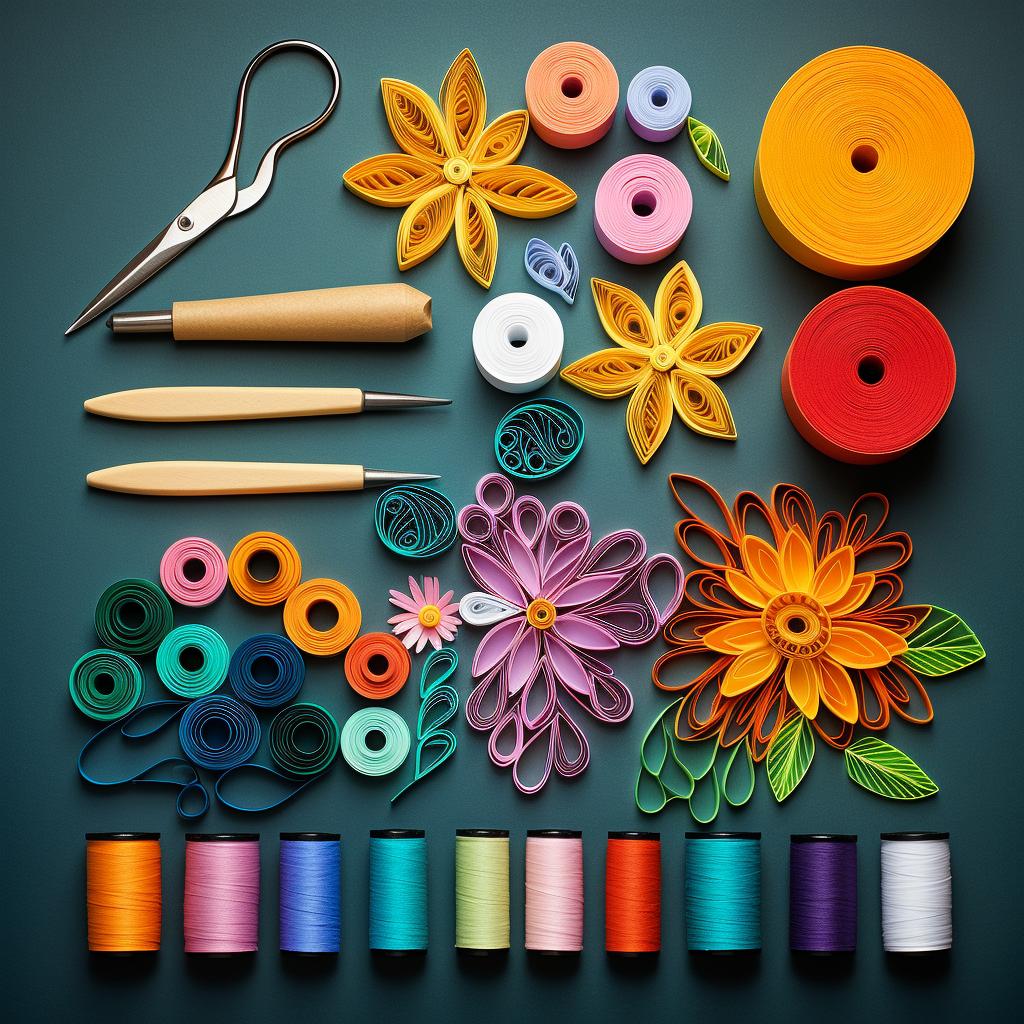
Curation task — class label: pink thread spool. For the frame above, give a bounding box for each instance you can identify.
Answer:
[160,537,228,607]
[525,830,584,955]
[184,833,260,955]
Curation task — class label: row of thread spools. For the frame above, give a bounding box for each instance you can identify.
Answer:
[86,829,953,958]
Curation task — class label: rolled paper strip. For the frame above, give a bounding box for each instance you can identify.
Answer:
[525,41,619,148]
[524,238,579,304]
[494,398,584,479]
[781,287,956,463]
[155,624,230,698]
[269,702,340,776]
[754,46,974,279]
[86,833,162,953]
[626,67,691,142]
[374,484,458,559]
[179,694,261,771]
[95,578,174,655]
[340,707,411,776]
[159,537,228,607]
[228,633,306,707]
[686,117,729,181]
[283,578,362,656]
[227,531,302,606]
[459,592,521,627]
[473,293,563,393]
[70,649,144,721]
[345,632,412,699]
[594,155,692,264]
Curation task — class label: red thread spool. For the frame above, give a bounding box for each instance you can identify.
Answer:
[605,831,661,955]
[781,286,956,464]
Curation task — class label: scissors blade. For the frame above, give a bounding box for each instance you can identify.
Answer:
[65,179,237,335]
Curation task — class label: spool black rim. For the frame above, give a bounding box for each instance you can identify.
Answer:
[185,833,259,842]
[880,832,949,841]
[456,829,509,838]
[791,834,857,843]
[608,831,660,840]
[370,829,424,839]
[86,832,159,841]
[280,832,340,841]
[527,829,581,838]
[686,832,761,840]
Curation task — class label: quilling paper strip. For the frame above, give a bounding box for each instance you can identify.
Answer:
[228,532,302,606]
[495,399,585,480]
[594,155,692,264]
[626,67,691,142]
[70,649,144,721]
[179,694,261,771]
[525,42,619,148]
[473,293,564,392]
[754,46,974,279]
[524,238,579,305]
[95,579,174,655]
[227,633,306,707]
[781,287,956,464]
[340,708,411,776]
[155,624,230,698]
[159,537,227,607]
[283,578,362,656]
[345,633,412,699]
[374,485,458,560]
[686,117,729,181]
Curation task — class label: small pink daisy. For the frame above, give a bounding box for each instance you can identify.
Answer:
[388,576,461,653]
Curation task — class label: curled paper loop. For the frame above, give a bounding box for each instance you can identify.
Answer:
[594,155,692,264]
[95,578,174,655]
[228,633,305,707]
[345,632,411,699]
[340,707,411,776]
[283,578,362,655]
[782,287,956,464]
[214,763,326,814]
[460,592,522,627]
[473,292,564,392]
[269,702,340,776]
[374,484,458,559]
[178,694,261,771]
[687,117,729,181]
[155,624,230,698]
[626,66,691,142]
[525,41,619,148]
[228,532,302,606]
[70,649,144,721]
[754,46,974,279]
[495,399,584,479]
[524,238,580,304]
[159,537,227,607]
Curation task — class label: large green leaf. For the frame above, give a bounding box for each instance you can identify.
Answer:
[766,713,814,802]
[903,606,986,676]
[845,737,938,800]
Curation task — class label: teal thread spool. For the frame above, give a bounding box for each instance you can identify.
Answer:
[684,832,761,954]
[369,829,428,956]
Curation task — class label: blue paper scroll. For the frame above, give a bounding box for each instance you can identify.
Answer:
[524,238,580,305]
[374,485,459,560]
[495,398,585,480]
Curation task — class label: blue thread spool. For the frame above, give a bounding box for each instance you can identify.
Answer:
[369,829,428,956]
[279,833,341,955]
[684,832,761,954]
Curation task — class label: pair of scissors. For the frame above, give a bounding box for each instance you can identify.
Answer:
[65,39,341,335]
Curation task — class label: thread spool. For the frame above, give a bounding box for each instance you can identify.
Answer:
[625,66,691,142]
[86,832,161,954]
[605,831,661,957]
[228,532,302,606]
[880,832,952,954]
[789,834,857,955]
[178,694,261,771]
[525,829,584,955]
[279,833,341,955]
[184,833,260,955]
[155,624,230,698]
[160,537,227,607]
[369,829,428,956]
[344,632,411,699]
[283,578,361,656]
[684,832,761,954]
[70,649,144,721]
[455,829,510,956]
[228,633,305,707]
[94,578,173,655]
[472,293,564,393]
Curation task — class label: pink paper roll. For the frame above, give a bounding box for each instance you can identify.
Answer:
[593,154,692,264]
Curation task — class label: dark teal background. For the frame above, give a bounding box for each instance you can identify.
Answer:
[4,0,1020,1018]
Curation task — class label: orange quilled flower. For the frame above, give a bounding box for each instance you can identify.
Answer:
[343,49,576,288]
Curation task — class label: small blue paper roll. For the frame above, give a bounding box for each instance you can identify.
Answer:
[626,66,691,142]
[524,238,580,305]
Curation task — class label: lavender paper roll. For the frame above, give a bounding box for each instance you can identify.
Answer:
[625,66,691,142]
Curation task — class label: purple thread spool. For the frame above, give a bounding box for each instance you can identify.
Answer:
[789,835,857,954]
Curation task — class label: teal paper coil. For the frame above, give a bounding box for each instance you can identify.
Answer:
[494,399,584,479]
[270,703,340,776]
[374,485,458,559]
[94,578,173,655]
[684,833,762,952]
[69,648,144,721]
[340,708,410,776]
[156,624,230,698]
[369,830,428,953]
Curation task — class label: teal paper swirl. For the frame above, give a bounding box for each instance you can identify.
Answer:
[374,484,458,559]
[494,399,584,479]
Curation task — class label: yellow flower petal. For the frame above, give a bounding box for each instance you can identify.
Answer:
[780,528,815,593]
[704,617,769,654]
[721,648,781,696]
[381,78,454,163]
[845,620,909,657]
[396,183,458,270]
[455,185,498,288]
[826,572,875,616]
[471,165,576,218]
[785,658,821,719]
[668,367,737,439]
[811,546,855,606]
[818,658,859,723]
[740,536,785,597]
[678,322,762,377]
[724,568,771,608]
[560,348,651,399]
[439,48,486,154]
[626,370,672,464]
[590,279,657,352]
[654,261,703,348]
[827,624,897,669]
[471,111,529,170]
[343,153,446,207]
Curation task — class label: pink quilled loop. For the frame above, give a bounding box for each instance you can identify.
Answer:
[159,537,228,607]
[476,473,516,516]
[458,504,497,544]
[466,665,508,731]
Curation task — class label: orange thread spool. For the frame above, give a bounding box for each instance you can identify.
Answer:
[86,832,162,953]
[345,632,411,699]
[228,532,302,606]
[283,578,361,656]
[605,831,661,955]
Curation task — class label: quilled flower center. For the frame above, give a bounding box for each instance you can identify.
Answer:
[761,592,831,658]
[443,157,472,184]
[418,604,441,628]
[526,598,557,630]
[651,344,677,372]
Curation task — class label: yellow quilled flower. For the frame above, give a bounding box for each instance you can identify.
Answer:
[560,261,762,463]
[343,49,577,288]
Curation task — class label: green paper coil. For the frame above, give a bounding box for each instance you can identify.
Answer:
[340,707,410,776]
[156,624,230,698]
[69,648,145,721]
[95,578,173,655]
[374,484,458,559]
[494,398,584,479]
[269,702,341,777]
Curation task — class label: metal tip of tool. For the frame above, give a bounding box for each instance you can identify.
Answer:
[65,314,88,337]
[362,391,452,411]
[363,470,441,489]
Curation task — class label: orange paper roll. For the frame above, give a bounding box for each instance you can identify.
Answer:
[228,532,303,606]
[525,42,619,149]
[345,632,411,700]
[754,46,974,280]
[284,578,362,656]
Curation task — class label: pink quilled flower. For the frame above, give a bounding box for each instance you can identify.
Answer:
[388,576,461,653]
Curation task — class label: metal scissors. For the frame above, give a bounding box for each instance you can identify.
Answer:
[66,39,341,335]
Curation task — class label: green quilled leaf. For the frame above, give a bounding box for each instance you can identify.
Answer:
[903,605,986,677]
[844,737,938,800]
[687,117,730,181]
[766,713,814,802]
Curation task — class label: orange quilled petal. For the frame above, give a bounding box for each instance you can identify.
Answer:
[455,185,498,287]
[818,657,859,723]
[826,572,875,616]
[626,370,672,464]
[471,110,529,170]
[560,348,650,398]
[396,183,458,270]
[669,368,737,439]
[780,527,815,593]
[439,49,486,154]
[785,658,820,719]
[654,261,703,348]
[678,322,762,377]
[724,568,771,608]
[590,279,657,352]
[703,617,769,654]
[811,546,855,605]
[826,623,897,669]
[845,620,909,656]
[343,153,446,207]
[381,78,455,163]
[471,165,577,218]
[740,536,785,597]
[721,648,781,696]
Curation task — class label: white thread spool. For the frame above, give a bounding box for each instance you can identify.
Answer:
[472,293,563,393]
[880,832,952,953]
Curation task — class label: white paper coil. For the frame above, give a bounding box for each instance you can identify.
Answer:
[472,293,564,393]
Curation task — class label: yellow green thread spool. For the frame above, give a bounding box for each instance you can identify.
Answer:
[455,829,510,956]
